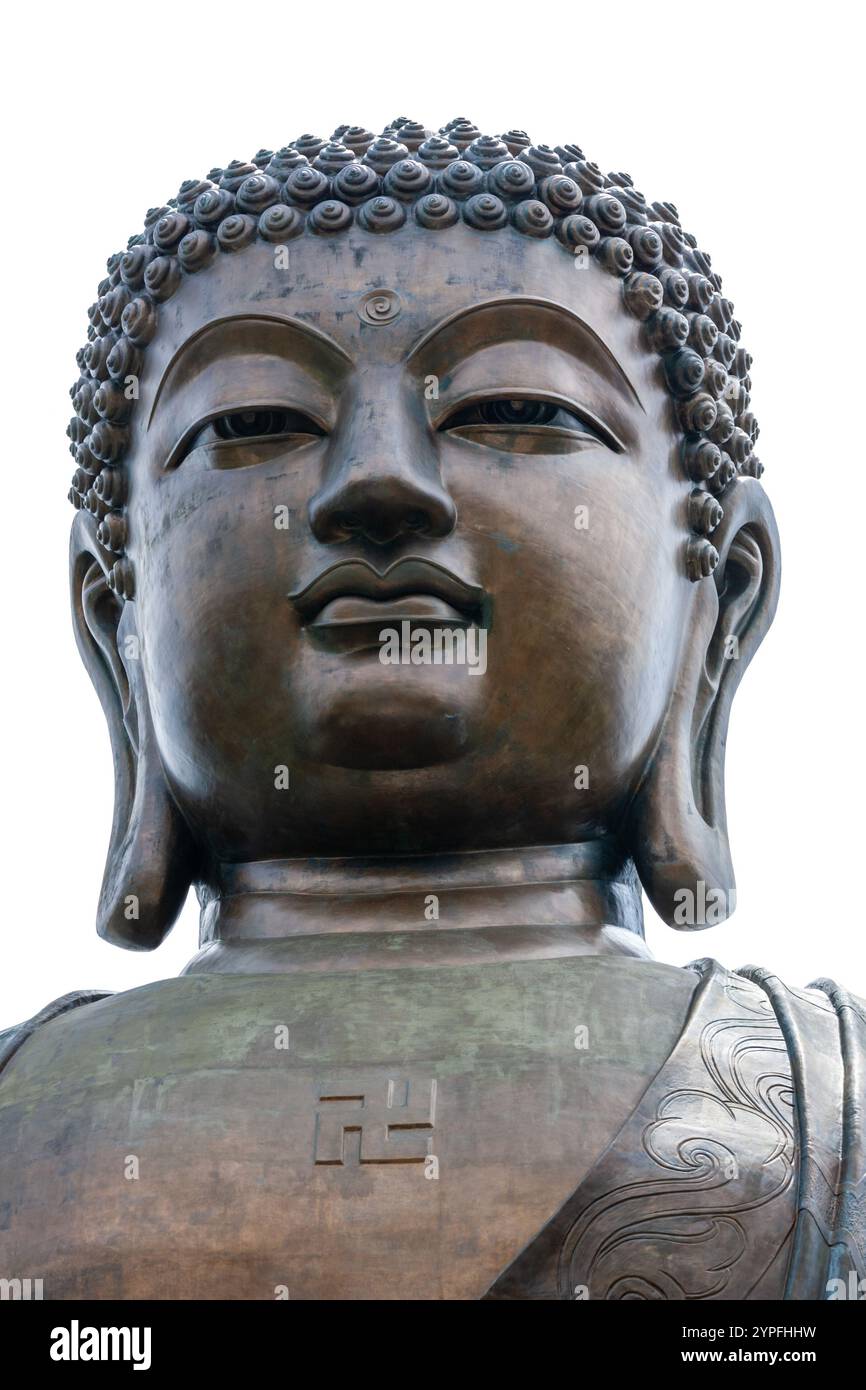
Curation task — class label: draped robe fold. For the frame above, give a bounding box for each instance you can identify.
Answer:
[484,960,865,1300]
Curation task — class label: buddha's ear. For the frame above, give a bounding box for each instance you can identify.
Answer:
[69,511,198,948]
[626,477,781,928]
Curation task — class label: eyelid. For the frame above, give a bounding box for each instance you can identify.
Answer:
[165,402,330,470]
[433,390,625,453]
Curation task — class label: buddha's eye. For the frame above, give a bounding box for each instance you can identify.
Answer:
[440,397,611,452]
[176,406,327,468]
[213,408,325,441]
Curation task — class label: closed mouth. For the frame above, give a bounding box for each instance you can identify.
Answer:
[289,557,486,628]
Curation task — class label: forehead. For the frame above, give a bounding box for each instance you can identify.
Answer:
[141,224,665,420]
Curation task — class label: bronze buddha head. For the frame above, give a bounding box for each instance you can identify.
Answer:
[66,118,779,959]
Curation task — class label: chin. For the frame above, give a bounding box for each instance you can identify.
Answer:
[299,667,479,770]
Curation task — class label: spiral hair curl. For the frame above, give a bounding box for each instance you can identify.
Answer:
[67,117,762,597]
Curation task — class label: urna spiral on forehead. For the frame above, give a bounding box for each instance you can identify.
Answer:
[67,116,761,600]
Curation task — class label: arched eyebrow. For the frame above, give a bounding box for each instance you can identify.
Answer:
[406,297,645,413]
[146,313,353,429]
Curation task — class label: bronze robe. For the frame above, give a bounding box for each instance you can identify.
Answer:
[485,960,865,1300]
[1,960,863,1301]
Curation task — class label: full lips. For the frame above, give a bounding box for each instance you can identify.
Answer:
[312,594,469,627]
[289,556,486,624]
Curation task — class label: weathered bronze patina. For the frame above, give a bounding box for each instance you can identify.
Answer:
[0,118,863,1300]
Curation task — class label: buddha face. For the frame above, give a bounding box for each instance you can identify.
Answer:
[125,224,696,860]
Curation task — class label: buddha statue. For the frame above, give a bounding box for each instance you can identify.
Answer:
[0,118,863,1302]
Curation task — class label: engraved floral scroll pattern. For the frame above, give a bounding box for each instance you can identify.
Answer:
[557,963,797,1299]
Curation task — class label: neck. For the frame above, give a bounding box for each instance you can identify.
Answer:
[183,839,650,975]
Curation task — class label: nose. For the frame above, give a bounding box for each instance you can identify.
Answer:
[308,382,456,546]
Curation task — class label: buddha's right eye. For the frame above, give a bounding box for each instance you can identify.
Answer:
[212,408,325,441]
[175,407,327,467]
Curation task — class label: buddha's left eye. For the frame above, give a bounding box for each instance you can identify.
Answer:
[212,408,325,441]
[441,397,605,444]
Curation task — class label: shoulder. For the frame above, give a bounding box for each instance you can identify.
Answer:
[734,963,866,1053]
[0,975,244,1098]
[0,990,113,1079]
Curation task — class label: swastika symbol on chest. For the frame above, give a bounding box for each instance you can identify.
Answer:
[314,1076,437,1165]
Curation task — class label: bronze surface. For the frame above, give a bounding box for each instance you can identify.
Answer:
[1,119,863,1302]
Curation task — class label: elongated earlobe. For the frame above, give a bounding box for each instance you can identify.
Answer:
[626,477,780,928]
[70,511,198,948]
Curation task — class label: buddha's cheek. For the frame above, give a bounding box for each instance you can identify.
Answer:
[446,444,689,805]
[130,480,313,809]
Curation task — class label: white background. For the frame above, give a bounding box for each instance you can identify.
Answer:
[1,1,863,1021]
